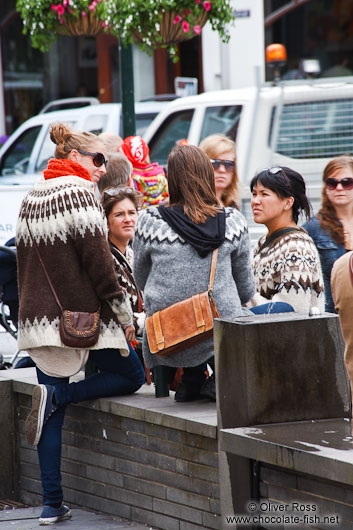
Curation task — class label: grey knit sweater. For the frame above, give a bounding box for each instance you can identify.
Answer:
[133,207,255,368]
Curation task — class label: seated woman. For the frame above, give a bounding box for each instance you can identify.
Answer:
[249,166,325,313]
[102,187,146,338]
[133,145,255,402]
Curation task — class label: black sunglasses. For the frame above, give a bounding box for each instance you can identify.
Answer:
[77,149,107,168]
[210,159,235,172]
[326,177,353,191]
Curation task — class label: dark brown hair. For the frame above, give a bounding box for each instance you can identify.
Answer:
[167,145,220,224]
[102,188,143,219]
[199,133,239,206]
[98,153,132,193]
[318,155,353,245]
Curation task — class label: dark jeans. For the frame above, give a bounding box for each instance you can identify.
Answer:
[181,302,294,388]
[36,347,145,506]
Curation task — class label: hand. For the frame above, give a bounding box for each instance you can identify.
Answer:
[123,324,135,342]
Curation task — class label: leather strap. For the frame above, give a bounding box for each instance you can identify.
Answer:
[153,312,165,350]
[208,248,218,294]
[192,294,205,331]
[25,218,63,311]
[350,252,353,287]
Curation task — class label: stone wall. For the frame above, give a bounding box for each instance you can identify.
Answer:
[11,379,220,530]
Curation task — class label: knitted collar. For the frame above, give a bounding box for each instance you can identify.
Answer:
[43,158,92,182]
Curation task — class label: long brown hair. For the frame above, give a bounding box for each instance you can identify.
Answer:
[318,155,353,245]
[199,133,238,206]
[167,145,220,224]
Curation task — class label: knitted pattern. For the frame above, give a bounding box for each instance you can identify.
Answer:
[16,174,132,353]
[133,207,255,368]
[252,228,325,313]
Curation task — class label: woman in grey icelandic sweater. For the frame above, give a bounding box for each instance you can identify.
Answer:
[133,145,255,402]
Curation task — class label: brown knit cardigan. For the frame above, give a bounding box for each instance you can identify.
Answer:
[16,172,133,352]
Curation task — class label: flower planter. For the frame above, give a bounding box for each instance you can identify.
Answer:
[58,12,104,37]
[130,9,209,47]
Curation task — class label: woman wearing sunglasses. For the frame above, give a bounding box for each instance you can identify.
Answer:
[249,166,324,314]
[199,134,238,207]
[303,156,353,312]
[16,123,145,525]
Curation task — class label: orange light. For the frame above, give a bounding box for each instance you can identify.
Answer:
[266,44,287,64]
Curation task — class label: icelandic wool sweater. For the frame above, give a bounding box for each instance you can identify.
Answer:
[251,228,325,313]
[16,173,133,354]
[133,206,255,369]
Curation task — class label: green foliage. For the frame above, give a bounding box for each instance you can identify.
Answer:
[16,0,235,57]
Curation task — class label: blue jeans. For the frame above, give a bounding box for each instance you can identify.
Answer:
[36,347,145,506]
[250,302,294,314]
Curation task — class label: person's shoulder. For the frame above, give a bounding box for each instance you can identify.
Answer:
[224,206,248,229]
[302,215,321,233]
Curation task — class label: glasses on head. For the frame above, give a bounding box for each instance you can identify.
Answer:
[210,159,235,172]
[103,187,136,197]
[77,149,108,168]
[268,166,282,175]
[325,177,353,191]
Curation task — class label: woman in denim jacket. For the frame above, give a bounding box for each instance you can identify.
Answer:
[303,156,353,312]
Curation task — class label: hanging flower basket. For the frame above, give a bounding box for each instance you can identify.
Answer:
[104,0,234,61]
[58,11,104,37]
[130,8,209,48]
[16,0,107,52]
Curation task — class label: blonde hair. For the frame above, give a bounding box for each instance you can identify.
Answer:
[49,122,104,159]
[98,132,123,153]
[199,133,239,206]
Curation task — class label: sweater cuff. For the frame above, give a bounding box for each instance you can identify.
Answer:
[108,296,133,326]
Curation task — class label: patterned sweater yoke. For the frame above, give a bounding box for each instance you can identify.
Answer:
[16,175,132,352]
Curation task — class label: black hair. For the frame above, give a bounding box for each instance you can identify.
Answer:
[250,166,312,223]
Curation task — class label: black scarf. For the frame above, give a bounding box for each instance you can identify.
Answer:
[158,205,226,258]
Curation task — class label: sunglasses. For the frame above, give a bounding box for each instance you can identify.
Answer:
[210,159,235,172]
[77,149,108,167]
[325,177,353,191]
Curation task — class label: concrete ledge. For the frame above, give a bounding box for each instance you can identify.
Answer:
[1,368,219,530]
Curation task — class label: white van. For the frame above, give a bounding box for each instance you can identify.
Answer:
[144,77,353,240]
[0,100,169,244]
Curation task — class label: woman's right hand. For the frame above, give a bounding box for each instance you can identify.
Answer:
[123,324,136,342]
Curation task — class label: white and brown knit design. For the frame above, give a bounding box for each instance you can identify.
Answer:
[16,175,132,352]
[252,228,325,313]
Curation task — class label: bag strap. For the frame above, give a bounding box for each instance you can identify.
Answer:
[208,248,218,294]
[25,218,63,312]
[258,227,301,253]
[349,252,353,287]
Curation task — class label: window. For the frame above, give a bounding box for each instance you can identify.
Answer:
[148,109,194,167]
[0,126,41,176]
[82,114,108,135]
[272,99,353,159]
[199,105,243,142]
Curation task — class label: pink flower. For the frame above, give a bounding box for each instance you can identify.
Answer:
[183,9,191,15]
[173,15,182,24]
[203,1,211,11]
[56,4,65,15]
[89,1,97,10]
[193,25,201,34]
[101,21,108,28]
[182,21,189,33]
[196,0,200,3]
[81,11,87,16]
[63,0,69,6]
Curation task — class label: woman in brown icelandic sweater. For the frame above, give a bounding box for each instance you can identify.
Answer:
[16,123,145,525]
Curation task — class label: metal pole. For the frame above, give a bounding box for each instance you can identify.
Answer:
[119,42,136,138]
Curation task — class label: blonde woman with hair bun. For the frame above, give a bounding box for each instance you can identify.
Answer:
[199,133,239,208]
[16,122,145,525]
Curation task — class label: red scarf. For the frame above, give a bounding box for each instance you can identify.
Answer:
[43,158,92,182]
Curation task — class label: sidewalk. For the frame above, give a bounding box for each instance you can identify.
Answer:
[0,506,152,529]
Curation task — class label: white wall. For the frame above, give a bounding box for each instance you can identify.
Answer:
[0,36,6,135]
[133,45,155,101]
[202,0,265,90]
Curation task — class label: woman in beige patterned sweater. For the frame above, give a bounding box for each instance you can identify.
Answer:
[249,166,325,313]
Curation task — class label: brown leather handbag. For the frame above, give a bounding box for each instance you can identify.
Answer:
[26,219,100,348]
[146,249,220,356]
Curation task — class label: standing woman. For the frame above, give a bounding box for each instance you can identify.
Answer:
[16,123,145,525]
[199,134,239,207]
[249,166,324,313]
[133,145,254,403]
[303,156,353,312]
